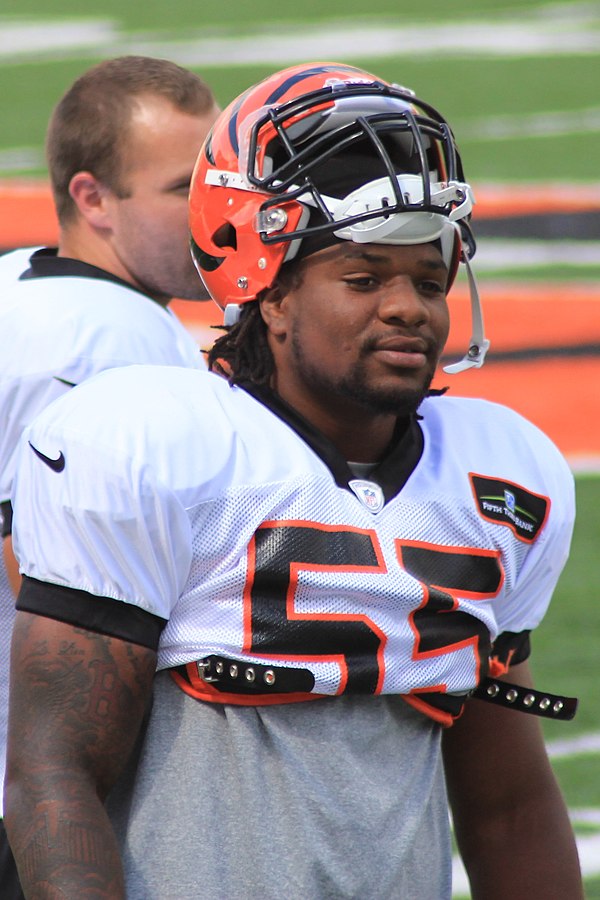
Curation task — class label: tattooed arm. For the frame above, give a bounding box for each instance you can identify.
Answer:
[4,610,156,899]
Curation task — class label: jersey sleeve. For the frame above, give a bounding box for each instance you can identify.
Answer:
[12,380,194,625]
[0,278,203,509]
[494,442,575,638]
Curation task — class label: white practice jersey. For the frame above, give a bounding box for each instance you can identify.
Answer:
[0,246,40,280]
[13,365,574,725]
[0,247,205,507]
[0,247,205,815]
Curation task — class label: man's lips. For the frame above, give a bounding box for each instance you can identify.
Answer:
[370,336,432,369]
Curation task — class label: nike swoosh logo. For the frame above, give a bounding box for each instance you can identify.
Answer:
[29,442,66,472]
[53,376,77,387]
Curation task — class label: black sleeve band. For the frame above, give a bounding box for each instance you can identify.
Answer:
[1,500,12,538]
[17,575,167,651]
[491,630,531,667]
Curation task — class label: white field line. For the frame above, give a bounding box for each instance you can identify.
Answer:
[0,19,116,58]
[475,241,600,270]
[0,148,45,172]
[547,730,600,759]
[458,106,600,141]
[1,5,600,64]
[1,11,600,174]
[115,21,600,67]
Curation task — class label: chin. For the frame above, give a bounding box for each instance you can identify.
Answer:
[345,382,431,417]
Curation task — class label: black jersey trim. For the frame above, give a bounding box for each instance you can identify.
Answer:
[17,575,166,650]
[492,630,531,666]
[19,248,153,300]
[0,500,12,537]
[239,381,424,503]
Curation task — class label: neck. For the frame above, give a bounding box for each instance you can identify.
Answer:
[58,224,168,306]
[273,379,399,462]
[59,223,111,270]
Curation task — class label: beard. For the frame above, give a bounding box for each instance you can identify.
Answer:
[290,329,435,418]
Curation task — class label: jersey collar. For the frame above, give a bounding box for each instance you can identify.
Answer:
[20,247,151,298]
[239,381,424,504]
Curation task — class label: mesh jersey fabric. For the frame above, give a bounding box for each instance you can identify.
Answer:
[0,247,204,816]
[13,365,574,712]
[11,363,574,896]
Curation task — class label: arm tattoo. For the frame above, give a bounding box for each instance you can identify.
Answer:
[6,615,156,897]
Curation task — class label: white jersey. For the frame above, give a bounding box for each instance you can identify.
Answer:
[13,364,574,726]
[0,247,204,507]
[0,246,40,280]
[0,247,205,816]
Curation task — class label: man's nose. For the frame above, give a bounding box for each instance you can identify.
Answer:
[378,279,429,326]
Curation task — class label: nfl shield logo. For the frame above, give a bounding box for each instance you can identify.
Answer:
[349,479,385,514]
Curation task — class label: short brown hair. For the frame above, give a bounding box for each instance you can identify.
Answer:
[46,55,216,224]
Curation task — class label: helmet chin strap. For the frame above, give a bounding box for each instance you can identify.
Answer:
[443,228,490,374]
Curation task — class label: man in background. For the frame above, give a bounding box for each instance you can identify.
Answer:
[0,54,219,897]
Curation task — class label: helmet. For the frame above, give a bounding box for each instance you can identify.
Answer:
[190,62,488,372]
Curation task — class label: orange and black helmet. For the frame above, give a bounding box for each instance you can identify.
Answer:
[190,62,488,371]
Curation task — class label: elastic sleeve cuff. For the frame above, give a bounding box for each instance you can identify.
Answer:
[17,575,166,651]
[489,629,531,676]
[1,500,12,538]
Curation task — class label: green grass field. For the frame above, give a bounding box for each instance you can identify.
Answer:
[1,0,599,893]
[532,475,600,898]
[2,1,600,184]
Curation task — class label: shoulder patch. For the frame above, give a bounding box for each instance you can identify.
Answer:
[469,473,549,543]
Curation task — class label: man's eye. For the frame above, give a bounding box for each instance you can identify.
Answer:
[419,280,445,295]
[345,276,377,288]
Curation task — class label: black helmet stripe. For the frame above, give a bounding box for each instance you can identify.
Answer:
[229,65,363,156]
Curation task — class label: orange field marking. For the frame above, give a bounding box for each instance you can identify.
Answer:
[175,285,600,469]
[3,179,599,248]
[471,182,600,218]
[436,284,600,466]
[0,180,57,247]
[444,282,600,351]
[2,180,599,468]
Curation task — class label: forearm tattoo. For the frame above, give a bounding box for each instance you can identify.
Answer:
[6,615,155,897]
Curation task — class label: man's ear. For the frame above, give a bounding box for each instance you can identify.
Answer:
[68,171,112,230]
[259,283,289,338]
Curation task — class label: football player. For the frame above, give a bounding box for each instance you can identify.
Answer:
[0,55,219,898]
[5,62,582,898]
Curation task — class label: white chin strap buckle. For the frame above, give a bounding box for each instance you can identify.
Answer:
[443,235,490,374]
[443,339,490,374]
[224,304,242,326]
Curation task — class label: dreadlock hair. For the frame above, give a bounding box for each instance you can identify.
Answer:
[208,301,273,385]
[207,257,305,385]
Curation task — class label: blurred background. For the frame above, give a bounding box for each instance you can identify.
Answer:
[1,0,599,893]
